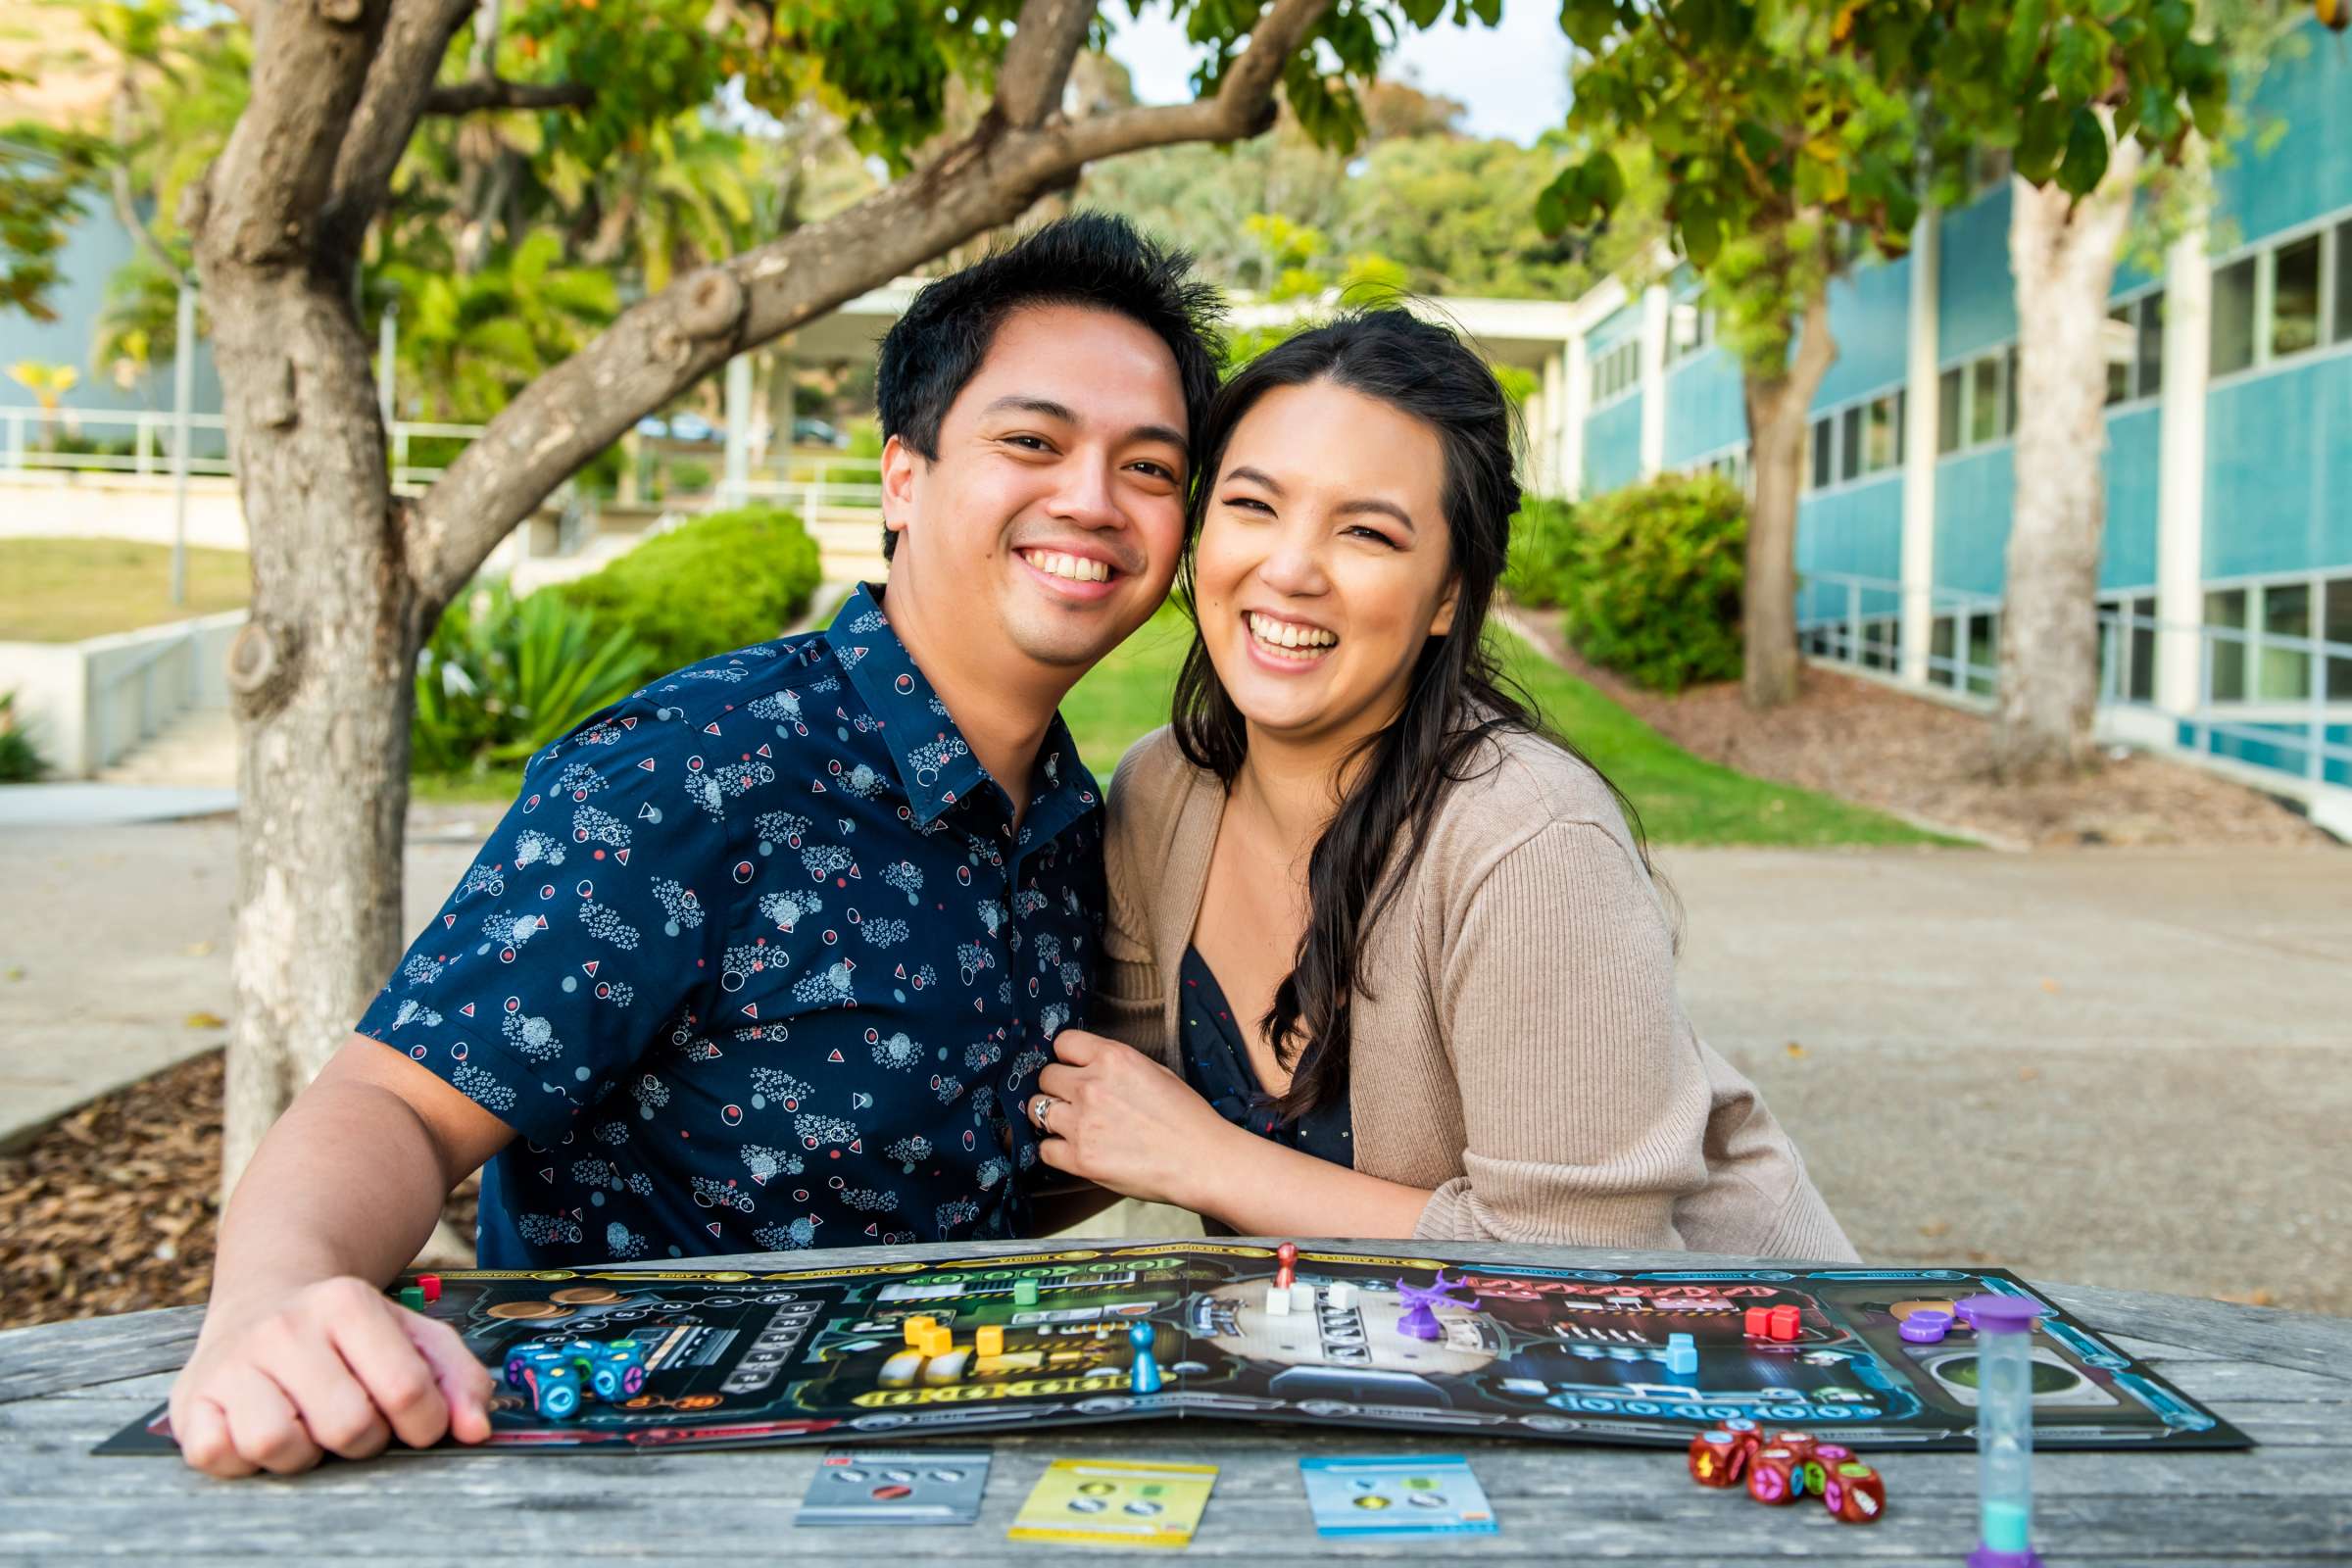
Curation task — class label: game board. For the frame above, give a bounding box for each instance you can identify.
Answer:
[100,1243,2247,1456]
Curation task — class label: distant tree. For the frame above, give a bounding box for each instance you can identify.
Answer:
[1548,0,2244,720]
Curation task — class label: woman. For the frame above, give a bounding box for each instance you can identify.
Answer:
[1029,309,1854,1258]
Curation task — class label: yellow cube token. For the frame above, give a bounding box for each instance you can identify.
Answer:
[903,1315,937,1345]
[976,1326,1004,1356]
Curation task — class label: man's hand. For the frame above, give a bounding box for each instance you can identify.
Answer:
[1031,1029,1243,1211]
[168,1276,495,1477]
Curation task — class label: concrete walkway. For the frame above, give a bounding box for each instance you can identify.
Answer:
[2,816,2345,1310]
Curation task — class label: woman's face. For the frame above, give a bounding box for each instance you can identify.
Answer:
[1192,378,1458,751]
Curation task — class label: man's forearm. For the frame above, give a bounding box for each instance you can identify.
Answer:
[201,1077,458,1331]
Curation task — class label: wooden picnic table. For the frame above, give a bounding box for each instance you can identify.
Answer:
[3,1238,2346,1563]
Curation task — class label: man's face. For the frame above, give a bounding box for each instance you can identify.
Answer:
[881,304,1191,673]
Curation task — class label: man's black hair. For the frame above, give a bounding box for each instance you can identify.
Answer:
[873,212,1225,560]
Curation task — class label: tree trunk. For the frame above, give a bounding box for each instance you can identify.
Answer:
[1994,146,2143,779]
[199,254,422,1189]
[189,0,1334,1200]
[1740,275,1838,710]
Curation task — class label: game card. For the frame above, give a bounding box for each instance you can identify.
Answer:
[1299,1454,1497,1536]
[1007,1458,1218,1548]
[797,1447,991,1526]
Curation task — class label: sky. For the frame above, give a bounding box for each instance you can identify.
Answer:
[1104,0,1571,147]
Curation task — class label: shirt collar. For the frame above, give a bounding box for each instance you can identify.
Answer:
[831,582,1098,836]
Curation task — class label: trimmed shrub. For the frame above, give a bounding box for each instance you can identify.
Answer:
[557,504,822,674]
[413,580,652,774]
[1560,473,1746,694]
[0,690,46,783]
[1502,497,1580,609]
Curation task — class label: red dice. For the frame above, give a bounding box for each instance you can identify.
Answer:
[1745,1446,1801,1505]
[1688,1429,1747,1488]
[1769,1429,1818,1462]
[1821,1461,1887,1524]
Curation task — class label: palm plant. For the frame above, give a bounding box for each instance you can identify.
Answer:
[413,580,652,774]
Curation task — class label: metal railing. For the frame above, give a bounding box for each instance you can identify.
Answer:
[1797,569,2352,787]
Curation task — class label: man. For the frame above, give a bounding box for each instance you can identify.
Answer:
[168,213,1223,1477]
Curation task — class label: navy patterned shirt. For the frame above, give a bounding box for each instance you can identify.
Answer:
[357,584,1103,1267]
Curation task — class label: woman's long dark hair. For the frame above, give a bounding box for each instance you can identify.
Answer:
[1172,308,1657,1121]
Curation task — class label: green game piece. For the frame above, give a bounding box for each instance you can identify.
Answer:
[1013,1279,1040,1306]
[398,1285,426,1310]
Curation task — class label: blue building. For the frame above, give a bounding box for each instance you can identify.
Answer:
[1539,20,2351,829]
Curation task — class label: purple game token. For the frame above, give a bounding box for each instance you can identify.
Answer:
[1899,1307,1954,1344]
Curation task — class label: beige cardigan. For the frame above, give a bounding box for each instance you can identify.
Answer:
[1098,724,1858,1262]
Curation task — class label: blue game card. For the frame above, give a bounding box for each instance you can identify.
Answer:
[1298,1455,1497,1537]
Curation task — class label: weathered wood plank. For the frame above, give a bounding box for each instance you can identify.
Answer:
[0,1306,202,1404]
[8,1243,2351,1565]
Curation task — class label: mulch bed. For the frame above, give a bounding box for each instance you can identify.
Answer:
[1506,606,2337,851]
[0,1050,477,1334]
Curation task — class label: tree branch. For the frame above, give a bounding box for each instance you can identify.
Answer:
[110,78,191,284]
[993,0,1095,129]
[409,0,1336,611]
[192,0,389,268]
[422,76,594,115]
[319,0,477,259]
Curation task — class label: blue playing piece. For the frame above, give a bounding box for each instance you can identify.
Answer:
[1665,1333,1700,1376]
[1128,1321,1163,1395]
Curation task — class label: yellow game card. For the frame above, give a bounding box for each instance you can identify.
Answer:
[1007,1458,1218,1548]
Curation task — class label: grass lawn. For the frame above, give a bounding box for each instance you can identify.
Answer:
[0,538,252,642]
[1060,607,1953,849]
[413,606,1952,849]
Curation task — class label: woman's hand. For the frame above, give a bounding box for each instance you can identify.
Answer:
[1029,1030,1245,1212]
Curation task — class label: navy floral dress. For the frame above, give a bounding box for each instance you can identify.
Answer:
[358,584,1103,1267]
[1177,946,1353,1166]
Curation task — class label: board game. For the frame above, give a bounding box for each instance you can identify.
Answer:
[101,1242,2246,1457]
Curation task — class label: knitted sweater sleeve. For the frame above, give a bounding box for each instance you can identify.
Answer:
[1413,819,1713,1249]
[1094,733,1178,1068]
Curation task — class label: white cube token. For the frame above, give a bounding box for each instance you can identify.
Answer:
[1289,1282,1314,1309]
[1328,1283,1357,1309]
[1264,1285,1292,1315]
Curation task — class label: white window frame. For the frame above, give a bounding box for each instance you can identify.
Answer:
[2207,201,2352,392]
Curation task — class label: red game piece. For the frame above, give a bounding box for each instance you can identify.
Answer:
[1687,1429,1746,1488]
[1742,1305,1772,1337]
[1719,1416,1763,1464]
[416,1274,442,1304]
[1767,1304,1802,1341]
[1769,1430,1818,1463]
[1274,1242,1298,1291]
[1813,1443,1855,1467]
[1745,1446,1801,1505]
[1821,1461,1886,1524]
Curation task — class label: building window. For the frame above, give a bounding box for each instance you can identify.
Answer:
[1865,393,1898,471]
[2272,234,2324,360]
[1969,354,2005,445]
[2328,577,2352,700]
[1937,367,1964,454]
[2135,291,2165,399]
[1930,615,1958,687]
[1812,416,1833,489]
[2105,306,2135,405]
[2336,219,2352,346]
[2004,345,2020,435]
[2205,587,2248,701]
[1839,406,1863,482]
[1666,302,1714,366]
[1590,339,1640,405]
[1966,612,2000,697]
[2097,594,2157,703]
[2211,256,2257,376]
[2259,582,2312,700]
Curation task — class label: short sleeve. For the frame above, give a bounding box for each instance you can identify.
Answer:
[356,705,739,1145]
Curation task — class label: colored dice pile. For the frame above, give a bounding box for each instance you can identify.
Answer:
[1687,1418,1886,1525]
